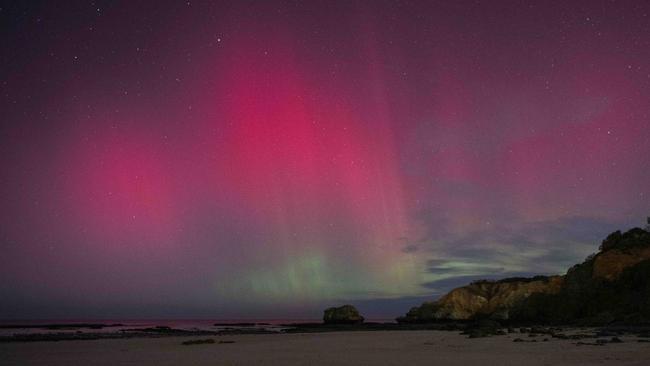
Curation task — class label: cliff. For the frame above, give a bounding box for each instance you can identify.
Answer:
[398,276,564,322]
[399,226,650,325]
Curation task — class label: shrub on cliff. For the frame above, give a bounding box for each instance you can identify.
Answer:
[599,228,650,252]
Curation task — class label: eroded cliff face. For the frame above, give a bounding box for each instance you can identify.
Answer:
[592,246,650,281]
[399,227,650,324]
[436,276,564,320]
[399,276,563,322]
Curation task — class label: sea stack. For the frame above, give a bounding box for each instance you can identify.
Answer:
[323,305,365,324]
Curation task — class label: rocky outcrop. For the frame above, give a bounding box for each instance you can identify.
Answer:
[398,276,563,323]
[323,305,364,324]
[399,226,650,325]
[592,228,650,280]
[592,246,650,280]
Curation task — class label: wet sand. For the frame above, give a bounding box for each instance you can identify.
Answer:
[2,330,650,366]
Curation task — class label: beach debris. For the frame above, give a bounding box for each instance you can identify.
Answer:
[552,332,597,340]
[576,341,605,346]
[181,339,215,345]
[513,338,537,343]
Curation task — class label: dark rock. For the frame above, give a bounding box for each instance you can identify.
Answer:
[637,331,650,338]
[596,330,617,337]
[576,341,605,346]
[467,329,488,338]
[552,332,597,340]
[182,339,215,345]
[513,337,542,343]
[462,319,504,338]
[530,326,555,335]
[477,319,501,329]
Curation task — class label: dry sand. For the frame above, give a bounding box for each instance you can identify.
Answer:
[2,330,650,366]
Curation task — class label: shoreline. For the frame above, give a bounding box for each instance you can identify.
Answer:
[3,320,650,343]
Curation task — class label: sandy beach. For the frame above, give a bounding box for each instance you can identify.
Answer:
[2,330,650,366]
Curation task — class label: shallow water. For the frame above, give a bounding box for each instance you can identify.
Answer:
[0,319,395,337]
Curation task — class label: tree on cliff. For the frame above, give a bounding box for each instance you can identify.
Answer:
[645,216,650,232]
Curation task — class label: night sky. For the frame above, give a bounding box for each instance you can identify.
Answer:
[1,1,650,320]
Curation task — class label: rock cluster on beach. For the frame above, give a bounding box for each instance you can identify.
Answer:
[323,305,365,324]
[399,226,650,325]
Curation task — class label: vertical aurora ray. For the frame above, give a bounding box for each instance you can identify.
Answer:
[204,27,426,303]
